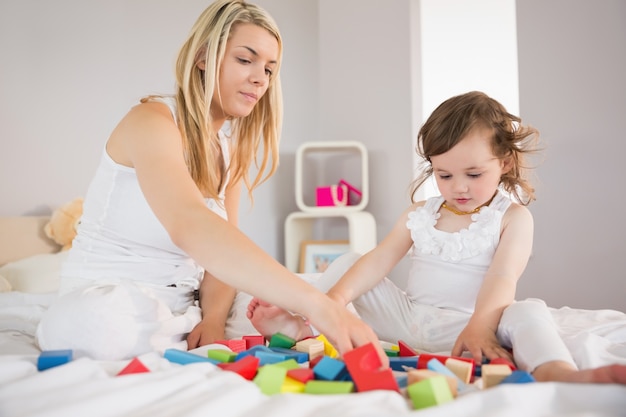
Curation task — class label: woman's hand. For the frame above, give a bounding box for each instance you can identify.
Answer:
[308,297,389,369]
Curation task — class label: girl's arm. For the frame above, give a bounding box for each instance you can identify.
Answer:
[108,102,385,361]
[326,204,417,306]
[451,203,534,363]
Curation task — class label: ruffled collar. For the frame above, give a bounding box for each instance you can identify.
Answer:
[406,194,505,262]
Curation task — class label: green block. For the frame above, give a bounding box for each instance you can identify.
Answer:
[273,358,300,370]
[304,380,354,394]
[384,349,399,357]
[207,349,237,363]
[407,375,454,410]
[253,365,288,395]
[269,332,296,349]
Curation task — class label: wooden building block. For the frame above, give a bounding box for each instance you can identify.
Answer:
[388,356,419,371]
[268,346,309,363]
[242,335,265,349]
[445,357,473,384]
[316,334,339,358]
[37,349,73,371]
[407,369,458,397]
[117,357,150,376]
[481,364,513,388]
[417,353,475,375]
[407,375,454,410]
[217,355,260,380]
[215,339,247,353]
[207,349,238,363]
[304,380,354,394]
[295,338,325,361]
[253,364,288,395]
[501,370,535,384]
[343,343,399,392]
[281,377,306,393]
[163,349,218,366]
[309,354,324,369]
[287,367,314,383]
[313,356,348,381]
[269,333,296,349]
[398,340,418,357]
[489,357,517,371]
[272,359,300,370]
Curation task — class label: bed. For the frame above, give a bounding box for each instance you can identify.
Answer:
[1,216,626,417]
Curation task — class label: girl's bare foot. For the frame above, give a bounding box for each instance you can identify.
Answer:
[533,361,626,385]
[246,298,313,341]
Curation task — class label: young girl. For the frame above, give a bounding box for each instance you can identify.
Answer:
[248,91,626,384]
[35,0,383,363]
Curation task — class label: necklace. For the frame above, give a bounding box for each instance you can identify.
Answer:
[441,193,497,216]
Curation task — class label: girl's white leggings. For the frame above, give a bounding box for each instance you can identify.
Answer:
[315,252,577,373]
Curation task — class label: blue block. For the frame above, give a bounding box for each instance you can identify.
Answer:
[268,346,309,363]
[501,370,536,384]
[313,356,348,381]
[427,358,468,391]
[389,356,419,371]
[38,349,73,371]
[395,373,408,389]
[254,350,290,365]
[474,357,490,376]
[426,358,458,378]
[235,344,274,361]
[164,349,219,365]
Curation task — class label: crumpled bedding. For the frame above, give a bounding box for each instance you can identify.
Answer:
[1,291,626,417]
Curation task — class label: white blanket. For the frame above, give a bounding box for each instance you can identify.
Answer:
[1,291,626,417]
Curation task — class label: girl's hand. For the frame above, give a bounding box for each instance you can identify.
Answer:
[186,318,225,349]
[451,321,513,364]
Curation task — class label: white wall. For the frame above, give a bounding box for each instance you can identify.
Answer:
[515,0,626,311]
[1,0,624,311]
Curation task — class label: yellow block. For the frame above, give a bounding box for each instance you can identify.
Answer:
[315,334,339,358]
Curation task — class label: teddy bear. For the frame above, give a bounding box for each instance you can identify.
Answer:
[44,197,84,251]
[0,198,83,293]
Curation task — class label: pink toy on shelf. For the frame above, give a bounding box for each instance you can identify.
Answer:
[316,179,362,207]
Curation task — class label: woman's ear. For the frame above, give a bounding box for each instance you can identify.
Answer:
[195,47,207,70]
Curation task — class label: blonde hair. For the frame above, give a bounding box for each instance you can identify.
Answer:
[146,0,283,203]
[411,91,540,205]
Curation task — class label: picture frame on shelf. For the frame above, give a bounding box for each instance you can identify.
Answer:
[299,240,350,274]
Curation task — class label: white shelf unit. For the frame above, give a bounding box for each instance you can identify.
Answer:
[295,141,369,213]
[284,210,377,272]
[285,141,377,272]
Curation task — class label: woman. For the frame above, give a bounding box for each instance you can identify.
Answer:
[36,0,383,364]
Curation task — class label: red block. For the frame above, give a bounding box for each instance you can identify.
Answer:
[309,355,324,369]
[117,357,150,376]
[215,339,247,353]
[217,355,260,380]
[243,335,266,349]
[489,357,517,371]
[287,367,315,383]
[398,340,418,357]
[343,343,399,392]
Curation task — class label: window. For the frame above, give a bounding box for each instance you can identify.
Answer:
[413,0,519,200]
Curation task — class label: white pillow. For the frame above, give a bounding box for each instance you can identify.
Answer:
[0,251,67,293]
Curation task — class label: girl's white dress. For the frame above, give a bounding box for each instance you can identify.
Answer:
[312,190,626,372]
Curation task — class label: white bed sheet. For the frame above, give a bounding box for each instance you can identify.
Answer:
[1,291,626,417]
